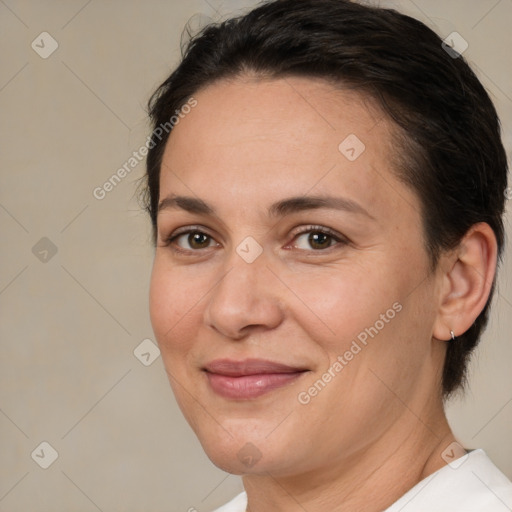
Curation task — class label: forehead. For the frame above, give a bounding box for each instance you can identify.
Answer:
[160,76,419,223]
[165,75,389,161]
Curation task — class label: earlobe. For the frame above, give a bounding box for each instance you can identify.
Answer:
[433,222,498,342]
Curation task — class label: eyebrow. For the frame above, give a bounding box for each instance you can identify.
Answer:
[158,194,374,220]
[158,195,214,215]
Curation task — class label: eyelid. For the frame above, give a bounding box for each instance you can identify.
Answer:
[286,224,350,250]
[161,223,349,254]
[161,225,219,249]
[166,224,213,238]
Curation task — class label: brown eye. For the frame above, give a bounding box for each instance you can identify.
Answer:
[167,229,217,251]
[187,232,211,249]
[307,232,333,250]
[293,229,340,250]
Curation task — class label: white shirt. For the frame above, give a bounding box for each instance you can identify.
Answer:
[212,449,512,511]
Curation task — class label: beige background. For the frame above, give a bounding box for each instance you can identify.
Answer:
[0,0,511,510]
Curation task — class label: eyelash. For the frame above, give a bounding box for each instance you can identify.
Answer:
[287,225,349,252]
[163,224,349,255]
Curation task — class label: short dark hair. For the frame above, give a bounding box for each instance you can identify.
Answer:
[141,0,508,397]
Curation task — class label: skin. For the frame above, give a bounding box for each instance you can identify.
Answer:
[149,76,497,512]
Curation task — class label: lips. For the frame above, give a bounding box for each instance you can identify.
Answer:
[203,359,308,399]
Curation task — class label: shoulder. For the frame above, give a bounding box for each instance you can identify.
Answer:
[385,449,512,512]
[210,492,247,512]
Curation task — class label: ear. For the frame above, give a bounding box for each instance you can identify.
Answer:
[433,222,498,341]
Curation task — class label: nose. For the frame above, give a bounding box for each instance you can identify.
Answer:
[203,251,285,340]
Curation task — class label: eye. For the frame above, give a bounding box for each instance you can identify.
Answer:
[165,228,219,252]
[291,226,347,251]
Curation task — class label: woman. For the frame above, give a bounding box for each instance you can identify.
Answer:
[141,0,512,510]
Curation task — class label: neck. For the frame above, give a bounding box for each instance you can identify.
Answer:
[242,404,456,512]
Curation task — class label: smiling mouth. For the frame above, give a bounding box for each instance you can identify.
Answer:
[203,359,309,399]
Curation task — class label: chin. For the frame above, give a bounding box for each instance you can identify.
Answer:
[192,420,289,475]
[203,442,278,475]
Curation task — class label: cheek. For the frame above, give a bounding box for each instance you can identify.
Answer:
[149,258,206,356]
[286,265,400,356]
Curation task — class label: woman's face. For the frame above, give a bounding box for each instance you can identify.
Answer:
[150,76,446,476]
